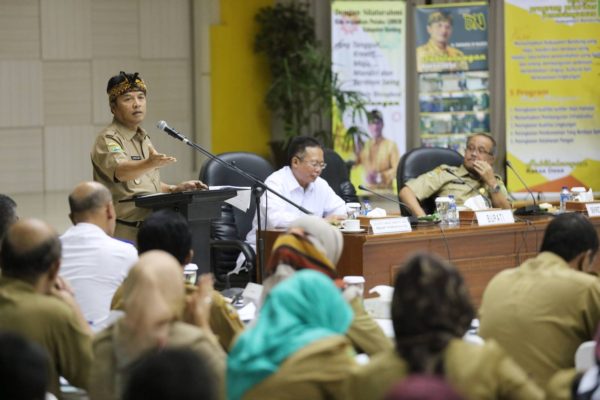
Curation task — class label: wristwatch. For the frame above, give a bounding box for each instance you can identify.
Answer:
[489,183,501,194]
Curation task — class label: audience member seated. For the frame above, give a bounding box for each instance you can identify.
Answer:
[59,181,138,330]
[110,209,244,351]
[480,213,600,386]
[0,331,50,400]
[350,253,543,400]
[123,348,217,400]
[227,270,356,400]
[262,215,392,355]
[0,193,18,244]
[239,136,346,266]
[0,219,93,397]
[398,134,510,216]
[90,251,225,400]
[384,375,464,400]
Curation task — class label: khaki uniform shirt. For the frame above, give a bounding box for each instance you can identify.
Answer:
[479,252,600,386]
[346,296,394,356]
[90,320,226,400]
[0,277,93,397]
[91,119,161,230]
[546,368,579,400]
[416,39,469,72]
[110,283,244,352]
[405,164,508,207]
[244,336,356,400]
[350,338,543,400]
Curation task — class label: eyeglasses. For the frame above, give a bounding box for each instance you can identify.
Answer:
[299,158,327,170]
[466,145,493,156]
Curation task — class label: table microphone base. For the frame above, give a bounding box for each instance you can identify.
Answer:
[513,205,542,216]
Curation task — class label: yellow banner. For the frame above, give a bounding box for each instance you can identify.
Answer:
[505,0,600,194]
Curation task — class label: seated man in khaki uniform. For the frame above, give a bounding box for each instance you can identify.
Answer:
[398,133,511,216]
[91,71,207,242]
[0,219,94,397]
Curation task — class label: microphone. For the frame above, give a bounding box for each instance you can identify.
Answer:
[443,168,491,208]
[358,185,419,225]
[505,160,541,215]
[157,120,189,144]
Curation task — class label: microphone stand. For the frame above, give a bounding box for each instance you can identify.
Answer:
[358,185,419,225]
[505,160,541,215]
[157,122,311,282]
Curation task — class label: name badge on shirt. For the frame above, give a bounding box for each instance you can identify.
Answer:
[131,156,142,161]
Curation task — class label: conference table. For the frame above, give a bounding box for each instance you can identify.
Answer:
[262,215,600,307]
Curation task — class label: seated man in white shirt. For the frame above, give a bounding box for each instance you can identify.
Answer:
[59,181,138,331]
[240,137,347,267]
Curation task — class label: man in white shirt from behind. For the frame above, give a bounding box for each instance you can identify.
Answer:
[239,137,347,269]
[60,181,138,331]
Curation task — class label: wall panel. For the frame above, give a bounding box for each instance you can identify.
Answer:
[140,0,190,59]
[0,0,40,59]
[0,128,44,192]
[41,0,92,60]
[43,125,96,191]
[43,62,92,125]
[0,61,43,128]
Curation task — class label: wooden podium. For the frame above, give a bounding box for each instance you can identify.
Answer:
[134,189,237,274]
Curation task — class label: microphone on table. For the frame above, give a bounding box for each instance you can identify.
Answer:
[443,168,491,208]
[505,160,541,215]
[157,120,190,144]
[357,185,419,225]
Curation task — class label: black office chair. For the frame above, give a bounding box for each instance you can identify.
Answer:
[199,152,275,289]
[320,148,359,203]
[396,147,463,214]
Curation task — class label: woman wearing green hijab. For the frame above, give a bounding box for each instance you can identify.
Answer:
[227,270,355,400]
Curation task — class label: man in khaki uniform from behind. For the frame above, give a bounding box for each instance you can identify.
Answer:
[0,219,94,397]
[91,71,206,243]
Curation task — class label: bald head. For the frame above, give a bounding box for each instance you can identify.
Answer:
[1,219,61,283]
[68,181,115,234]
[69,181,112,215]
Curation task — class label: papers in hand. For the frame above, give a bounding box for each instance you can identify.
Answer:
[209,186,251,211]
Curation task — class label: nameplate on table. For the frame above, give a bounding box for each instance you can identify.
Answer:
[475,210,515,226]
[370,217,412,234]
[586,202,600,217]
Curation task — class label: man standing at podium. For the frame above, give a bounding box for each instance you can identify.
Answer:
[91,71,206,243]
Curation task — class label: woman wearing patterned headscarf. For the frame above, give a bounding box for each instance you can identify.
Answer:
[350,253,544,400]
[89,251,225,400]
[227,270,355,400]
[260,215,392,356]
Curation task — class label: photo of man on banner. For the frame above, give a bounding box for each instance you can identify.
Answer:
[415,4,489,74]
[354,109,400,190]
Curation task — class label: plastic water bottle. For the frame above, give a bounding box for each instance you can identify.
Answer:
[559,186,570,213]
[447,195,459,227]
[362,199,373,216]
